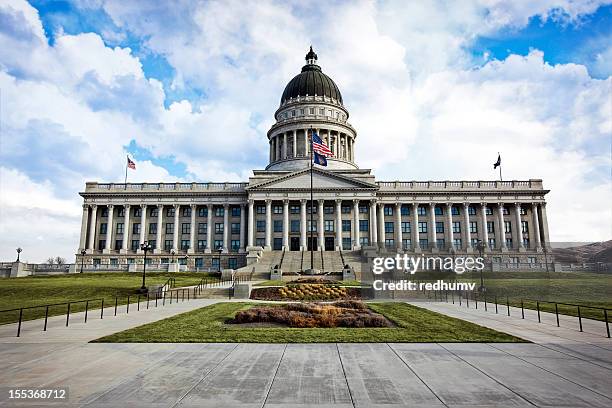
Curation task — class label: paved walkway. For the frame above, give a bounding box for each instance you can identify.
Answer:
[0,296,611,407]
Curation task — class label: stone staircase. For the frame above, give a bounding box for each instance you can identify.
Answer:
[342,250,365,279]
[282,251,303,274]
[322,251,344,273]
[236,250,284,279]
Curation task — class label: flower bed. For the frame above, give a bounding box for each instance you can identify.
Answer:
[227,301,394,328]
[250,283,362,301]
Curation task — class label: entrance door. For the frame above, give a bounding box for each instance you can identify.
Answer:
[307,237,318,251]
[290,237,300,251]
[325,237,335,251]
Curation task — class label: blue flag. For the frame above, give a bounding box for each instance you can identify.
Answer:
[313,152,327,166]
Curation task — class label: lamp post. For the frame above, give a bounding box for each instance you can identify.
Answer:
[171,250,176,264]
[80,249,86,273]
[140,241,152,292]
[16,247,22,262]
[476,239,486,292]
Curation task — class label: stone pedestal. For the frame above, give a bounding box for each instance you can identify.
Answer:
[233,283,252,299]
[167,263,179,272]
[270,268,282,280]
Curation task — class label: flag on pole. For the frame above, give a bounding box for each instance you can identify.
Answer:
[312,132,332,167]
[127,156,136,170]
[493,154,501,169]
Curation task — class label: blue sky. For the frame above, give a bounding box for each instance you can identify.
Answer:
[0,0,610,261]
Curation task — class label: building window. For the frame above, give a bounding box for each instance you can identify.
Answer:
[149,223,157,235]
[290,205,300,214]
[117,208,125,217]
[523,238,530,248]
[418,222,427,233]
[309,107,315,115]
[504,221,512,233]
[401,205,410,216]
[98,240,105,250]
[256,220,265,232]
[485,207,493,215]
[401,222,410,233]
[273,220,283,232]
[435,222,444,233]
[166,223,174,234]
[520,207,527,215]
[101,208,108,217]
[150,208,158,217]
[231,223,240,234]
[469,221,477,233]
[384,206,393,216]
[214,240,223,250]
[452,222,461,233]
[231,240,240,251]
[451,206,460,216]
[180,223,190,234]
[453,238,462,248]
[100,223,107,234]
[133,223,140,234]
[256,205,266,214]
[403,238,411,249]
[487,221,495,234]
[164,240,172,250]
[359,220,369,232]
[215,223,224,234]
[215,207,224,217]
[385,239,395,248]
[384,222,394,234]
[134,208,141,217]
[290,220,300,232]
[195,258,203,268]
[182,207,191,217]
[434,206,443,216]
[506,238,513,248]
[110,258,118,265]
[503,207,510,215]
[488,238,496,248]
[521,221,529,233]
[256,238,265,247]
[359,237,370,246]
[198,240,206,251]
[131,240,139,251]
[307,221,317,232]
[527,256,537,263]
[324,206,334,214]
[231,207,240,217]
[291,110,295,117]
[324,220,334,232]
[471,238,479,247]
[319,108,324,115]
[341,206,351,214]
[418,206,427,216]
[468,206,477,215]
[198,207,207,217]
[342,220,351,232]
[273,238,282,250]
[166,208,175,217]
[437,238,445,249]
[307,204,317,214]
[343,237,352,249]
[181,240,190,250]
[116,223,124,234]
[114,240,122,250]
[198,223,207,234]
[359,205,368,213]
[273,205,283,214]
[228,258,238,269]
[419,238,429,249]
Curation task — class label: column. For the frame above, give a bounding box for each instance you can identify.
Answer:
[240,203,246,252]
[188,204,196,253]
[138,204,147,252]
[497,203,506,250]
[412,203,421,252]
[155,204,163,254]
[378,203,384,249]
[540,203,550,249]
[265,199,272,250]
[481,203,489,249]
[318,200,324,251]
[515,203,524,250]
[446,203,453,251]
[87,204,97,251]
[335,200,342,250]
[292,131,297,157]
[532,203,542,251]
[172,204,180,251]
[300,199,307,250]
[222,204,229,253]
[370,199,377,246]
[282,132,287,159]
[352,200,359,249]
[79,204,89,251]
[429,203,436,251]
[269,139,273,162]
[276,136,281,161]
[335,133,339,158]
[105,204,114,252]
[395,203,402,250]
[206,204,213,253]
[348,137,352,161]
[282,199,289,250]
[463,203,472,251]
[121,204,130,253]
[247,200,254,248]
[304,129,309,156]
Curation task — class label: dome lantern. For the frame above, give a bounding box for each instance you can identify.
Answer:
[305,45,318,65]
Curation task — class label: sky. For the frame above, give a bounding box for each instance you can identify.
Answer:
[0,0,610,262]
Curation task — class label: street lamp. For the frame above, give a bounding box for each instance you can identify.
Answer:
[140,241,153,292]
[16,247,22,262]
[476,239,486,292]
[80,249,86,273]
[171,250,176,264]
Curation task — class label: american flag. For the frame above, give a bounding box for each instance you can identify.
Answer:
[127,156,136,170]
[311,132,333,157]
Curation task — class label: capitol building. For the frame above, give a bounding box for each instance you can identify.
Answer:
[77,48,551,274]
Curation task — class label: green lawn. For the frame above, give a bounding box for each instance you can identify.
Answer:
[93,301,525,343]
[0,272,217,325]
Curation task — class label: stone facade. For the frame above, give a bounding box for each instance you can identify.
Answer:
[76,48,551,270]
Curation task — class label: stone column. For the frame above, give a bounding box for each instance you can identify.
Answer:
[269,139,273,162]
[206,204,213,253]
[378,203,385,249]
[138,204,147,252]
[318,200,325,251]
[247,200,254,248]
[429,203,436,251]
[540,203,550,249]
[300,199,307,250]
[335,199,342,250]
[188,204,196,254]
[121,204,130,253]
[304,129,309,156]
[370,199,378,246]
[282,199,289,250]
[265,199,272,250]
[395,203,402,251]
[155,204,163,254]
[79,204,89,251]
[481,203,489,249]
[446,203,453,251]
[497,203,507,250]
[87,204,98,251]
[276,136,281,162]
[104,204,114,252]
[463,203,472,251]
[240,203,246,252]
[222,204,229,253]
[532,203,542,251]
[335,133,339,158]
[515,203,524,251]
[283,132,287,159]
[172,204,180,252]
[352,200,359,249]
[412,203,421,252]
[292,130,297,157]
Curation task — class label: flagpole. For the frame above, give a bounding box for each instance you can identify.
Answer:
[498,152,502,181]
[309,127,314,271]
[124,155,129,185]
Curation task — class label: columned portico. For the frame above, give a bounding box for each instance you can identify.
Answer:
[335,200,342,250]
[79,205,89,251]
[265,200,272,250]
[463,202,472,252]
[155,204,163,254]
[247,200,255,247]
[352,200,359,250]
[103,204,114,253]
[481,203,489,250]
[188,204,196,254]
[377,203,384,249]
[137,204,147,253]
[120,204,130,254]
[222,203,229,253]
[515,203,525,251]
[446,203,453,251]
[532,203,542,251]
[87,204,97,253]
[172,204,180,252]
[370,200,377,247]
[395,202,402,251]
[206,204,213,253]
[239,204,246,252]
[498,203,507,251]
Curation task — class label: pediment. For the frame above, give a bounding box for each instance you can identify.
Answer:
[247,168,378,191]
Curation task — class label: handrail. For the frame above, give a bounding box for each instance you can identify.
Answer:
[279,248,286,269]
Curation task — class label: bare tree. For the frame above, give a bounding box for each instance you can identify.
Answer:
[54,256,66,265]
[46,257,55,265]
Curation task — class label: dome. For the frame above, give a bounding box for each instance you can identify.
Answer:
[280,47,343,105]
